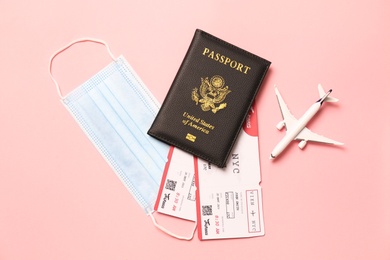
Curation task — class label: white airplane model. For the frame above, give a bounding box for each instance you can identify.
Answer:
[270,84,343,160]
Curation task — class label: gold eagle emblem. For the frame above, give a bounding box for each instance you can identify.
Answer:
[191,75,231,113]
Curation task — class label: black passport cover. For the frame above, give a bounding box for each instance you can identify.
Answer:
[148,29,271,167]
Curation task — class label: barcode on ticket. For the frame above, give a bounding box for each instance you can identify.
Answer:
[202,205,213,216]
[165,179,177,191]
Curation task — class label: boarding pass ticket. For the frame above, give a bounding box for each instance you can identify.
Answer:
[155,146,196,221]
[155,104,264,240]
[195,105,264,240]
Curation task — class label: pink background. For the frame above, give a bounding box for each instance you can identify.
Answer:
[1,0,389,259]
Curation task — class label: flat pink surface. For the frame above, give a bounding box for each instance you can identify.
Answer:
[1,0,389,259]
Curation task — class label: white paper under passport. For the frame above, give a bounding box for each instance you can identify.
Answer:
[154,146,196,221]
[195,105,265,240]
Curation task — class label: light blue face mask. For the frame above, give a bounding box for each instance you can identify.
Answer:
[49,39,196,240]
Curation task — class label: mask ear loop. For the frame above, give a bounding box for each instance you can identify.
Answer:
[147,209,197,241]
[49,38,116,99]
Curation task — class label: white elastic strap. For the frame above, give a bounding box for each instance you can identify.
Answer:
[147,210,197,241]
[48,38,116,99]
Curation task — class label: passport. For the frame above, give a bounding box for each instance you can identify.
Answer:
[148,29,271,167]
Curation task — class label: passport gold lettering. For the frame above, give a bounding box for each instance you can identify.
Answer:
[188,122,210,134]
[202,47,251,74]
[183,112,215,131]
[183,112,200,123]
[200,120,215,130]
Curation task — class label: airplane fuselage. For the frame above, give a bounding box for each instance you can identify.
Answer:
[270,102,321,159]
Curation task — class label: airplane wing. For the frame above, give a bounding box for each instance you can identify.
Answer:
[295,127,344,145]
[275,87,298,130]
[275,87,343,146]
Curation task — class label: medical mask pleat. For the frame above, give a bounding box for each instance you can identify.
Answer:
[49,39,195,240]
[101,67,168,168]
[67,94,153,208]
[61,55,169,213]
[89,81,164,176]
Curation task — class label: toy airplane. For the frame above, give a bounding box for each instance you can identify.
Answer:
[270,84,343,160]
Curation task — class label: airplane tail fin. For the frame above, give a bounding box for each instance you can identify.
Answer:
[318,84,339,102]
